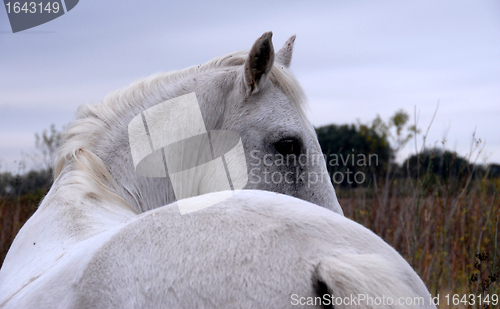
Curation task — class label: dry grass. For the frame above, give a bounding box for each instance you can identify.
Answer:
[339,175,500,308]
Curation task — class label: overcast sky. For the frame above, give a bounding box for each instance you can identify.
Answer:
[1,0,499,173]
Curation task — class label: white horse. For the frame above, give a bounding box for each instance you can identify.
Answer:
[0,32,435,308]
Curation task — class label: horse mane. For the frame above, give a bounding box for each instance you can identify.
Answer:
[53,50,308,209]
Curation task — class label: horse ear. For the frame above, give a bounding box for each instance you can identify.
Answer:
[244,31,275,94]
[275,35,296,68]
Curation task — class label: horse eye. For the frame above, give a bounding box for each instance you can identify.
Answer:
[274,139,301,156]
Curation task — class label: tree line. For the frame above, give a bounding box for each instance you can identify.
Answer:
[1,111,499,196]
[317,110,499,188]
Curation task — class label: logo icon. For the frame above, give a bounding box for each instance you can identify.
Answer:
[128,92,248,214]
[4,0,79,33]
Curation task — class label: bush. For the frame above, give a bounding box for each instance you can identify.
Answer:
[316,123,391,187]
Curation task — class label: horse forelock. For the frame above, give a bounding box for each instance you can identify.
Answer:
[53,50,308,209]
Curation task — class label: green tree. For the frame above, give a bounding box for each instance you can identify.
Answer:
[403,148,471,180]
[316,109,418,187]
[316,123,391,187]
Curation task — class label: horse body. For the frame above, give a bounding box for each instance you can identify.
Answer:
[0,32,435,308]
[3,191,432,309]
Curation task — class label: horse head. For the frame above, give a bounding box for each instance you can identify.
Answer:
[54,32,342,214]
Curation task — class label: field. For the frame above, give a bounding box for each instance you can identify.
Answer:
[339,174,499,308]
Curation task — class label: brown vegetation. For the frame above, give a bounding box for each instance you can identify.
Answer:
[339,175,499,308]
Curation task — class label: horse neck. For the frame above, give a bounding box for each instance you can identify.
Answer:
[95,70,239,213]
